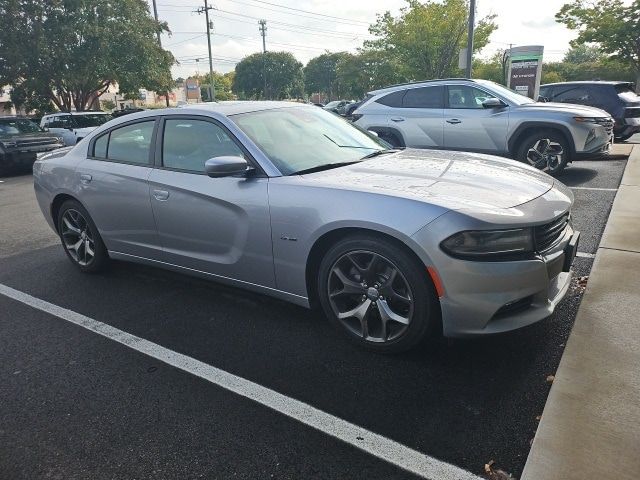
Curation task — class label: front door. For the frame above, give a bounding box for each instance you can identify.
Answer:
[443,85,509,153]
[76,118,162,259]
[148,116,275,288]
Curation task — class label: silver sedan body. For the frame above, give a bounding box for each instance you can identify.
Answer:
[33,102,577,339]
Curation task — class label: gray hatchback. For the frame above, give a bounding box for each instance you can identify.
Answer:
[34,102,579,353]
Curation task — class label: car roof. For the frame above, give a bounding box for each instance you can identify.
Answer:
[368,78,476,96]
[178,100,305,115]
[44,111,110,116]
[541,81,633,86]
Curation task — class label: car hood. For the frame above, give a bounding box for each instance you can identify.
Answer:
[515,101,611,117]
[300,149,555,211]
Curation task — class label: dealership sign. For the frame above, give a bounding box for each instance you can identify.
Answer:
[507,46,544,100]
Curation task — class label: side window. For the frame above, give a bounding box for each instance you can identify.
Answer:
[107,121,155,164]
[49,116,72,128]
[553,86,591,104]
[93,132,108,158]
[375,90,406,107]
[447,85,496,109]
[162,119,244,173]
[402,86,444,108]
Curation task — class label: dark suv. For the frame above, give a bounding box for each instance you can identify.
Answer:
[539,81,640,141]
[0,116,63,175]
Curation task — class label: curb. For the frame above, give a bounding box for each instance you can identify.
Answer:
[521,145,640,480]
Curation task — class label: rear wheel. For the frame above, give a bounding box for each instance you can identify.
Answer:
[516,129,569,175]
[57,199,108,272]
[317,235,438,354]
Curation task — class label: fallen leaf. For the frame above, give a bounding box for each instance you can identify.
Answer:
[546,375,555,383]
[484,459,495,473]
[536,415,541,421]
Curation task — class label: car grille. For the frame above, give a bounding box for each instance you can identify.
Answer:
[535,213,570,252]
[594,117,614,136]
[624,108,640,118]
[16,137,59,148]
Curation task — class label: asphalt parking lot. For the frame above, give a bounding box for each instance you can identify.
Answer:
[0,146,633,479]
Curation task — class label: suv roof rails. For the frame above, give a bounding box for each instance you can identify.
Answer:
[372,78,476,92]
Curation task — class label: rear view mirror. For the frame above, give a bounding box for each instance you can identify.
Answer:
[204,156,249,178]
[482,98,506,109]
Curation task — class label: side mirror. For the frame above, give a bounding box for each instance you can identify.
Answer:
[537,95,550,103]
[204,156,249,178]
[482,98,506,109]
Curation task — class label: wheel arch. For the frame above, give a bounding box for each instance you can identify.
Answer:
[366,126,406,147]
[508,122,576,159]
[51,193,80,233]
[304,227,440,317]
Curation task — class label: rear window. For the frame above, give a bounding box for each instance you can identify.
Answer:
[614,83,634,94]
[403,86,444,108]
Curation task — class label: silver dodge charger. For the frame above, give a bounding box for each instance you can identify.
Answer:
[33,102,579,353]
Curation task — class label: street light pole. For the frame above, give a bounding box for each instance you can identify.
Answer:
[151,0,170,107]
[259,19,267,100]
[465,0,476,79]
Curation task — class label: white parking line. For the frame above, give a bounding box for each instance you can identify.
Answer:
[576,252,596,259]
[569,186,618,192]
[0,283,481,480]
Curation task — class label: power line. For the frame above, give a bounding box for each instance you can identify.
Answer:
[224,0,370,25]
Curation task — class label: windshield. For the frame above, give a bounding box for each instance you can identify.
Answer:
[476,80,536,105]
[0,118,43,135]
[231,106,388,175]
[73,114,112,128]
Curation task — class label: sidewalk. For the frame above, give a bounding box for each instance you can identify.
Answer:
[521,145,640,480]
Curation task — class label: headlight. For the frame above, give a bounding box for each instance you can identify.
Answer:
[441,228,534,260]
[573,116,610,124]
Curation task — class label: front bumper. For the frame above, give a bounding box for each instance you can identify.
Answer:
[411,186,578,337]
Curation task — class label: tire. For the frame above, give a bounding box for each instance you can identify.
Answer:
[317,234,439,354]
[378,131,403,148]
[57,199,109,273]
[516,129,570,175]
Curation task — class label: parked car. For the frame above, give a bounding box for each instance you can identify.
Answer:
[323,100,352,115]
[0,116,63,175]
[539,81,640,142]
[111,108,145,118]
[33,102,579,353]
[353,78,614,175]
[40,111,113,146]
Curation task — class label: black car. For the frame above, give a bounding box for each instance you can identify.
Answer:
[539,81,640,141]
[0,116,63,175]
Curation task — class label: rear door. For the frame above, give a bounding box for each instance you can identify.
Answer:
[148,115,275,288]
[443,84,509,153]
[77,118,162,259]
[391,86,445,147]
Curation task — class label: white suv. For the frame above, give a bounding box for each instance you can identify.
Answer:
[353,78,613,174]
[41,111,112,146]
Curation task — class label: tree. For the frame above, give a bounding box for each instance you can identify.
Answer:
[335,51,407,99]
[304,52,351,99]
[101,99,116,111]
[364,0,498,81]
[472,50,507,85]
[557,0,640,90]
[563,44,604,64]
[199,71,236,101]
[0,0,174,112]
[233,52,303,100]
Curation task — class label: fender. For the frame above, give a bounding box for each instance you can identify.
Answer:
[508,121,576,157]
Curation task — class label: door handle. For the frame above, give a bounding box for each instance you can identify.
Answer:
[446,118,462,124]
[79,173,92,184]
[390,117,405,122]
[153,189,170,201]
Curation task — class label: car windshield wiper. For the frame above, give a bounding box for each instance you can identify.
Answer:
[360,149,401,159]
[289,161,362,176]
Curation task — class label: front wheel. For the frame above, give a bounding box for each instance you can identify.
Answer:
[317,235,438,354]
[516,130,569,175]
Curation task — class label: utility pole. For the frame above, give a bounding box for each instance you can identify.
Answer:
[197,1,215,101]
[259,19,267,100]
[465,0,476,79]
[151,0,170,107]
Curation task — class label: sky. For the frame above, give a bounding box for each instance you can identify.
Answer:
[148,0,581,79]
